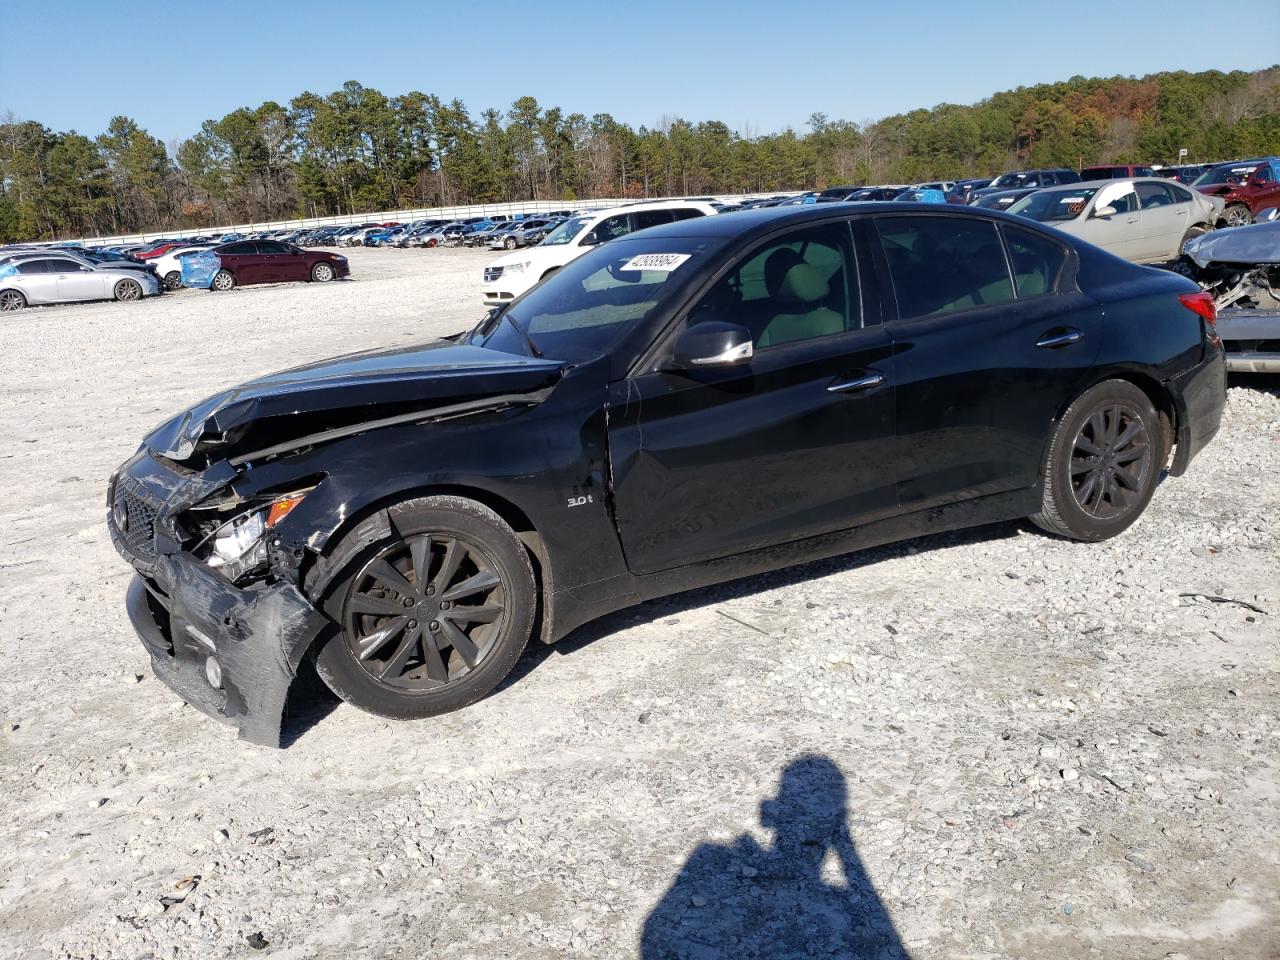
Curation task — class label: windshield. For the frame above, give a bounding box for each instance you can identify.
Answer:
[475,235,725,363]
[992,173,1034,189]
[1194,163,1258,187]
[1009,188,1099,222]
[539,215,591,246]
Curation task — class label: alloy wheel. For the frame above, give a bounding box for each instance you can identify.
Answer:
[343,534,507,689]
[313,262,334,282]
[116,280,141,301]
[0,290,25,311]
[1223,206,1252,228]
[1069,403,1153,520]
[212,271,234,291]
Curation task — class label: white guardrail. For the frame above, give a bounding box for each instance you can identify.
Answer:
[76,194,792,246]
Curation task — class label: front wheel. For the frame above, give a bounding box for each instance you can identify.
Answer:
[211,269,236,291]
[114,278,142,302]
[1031,380,1162,541]
[504,237,517,250]
[311,262,335,282]
[313,496,536,719]
[1221,204,1252,228]
[0,289,27,311]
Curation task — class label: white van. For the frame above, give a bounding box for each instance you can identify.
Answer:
[480,199,718,304]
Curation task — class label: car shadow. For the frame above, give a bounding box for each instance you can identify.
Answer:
[500,518,1025,691]
[641,754,907,959]
[279,656,341,747]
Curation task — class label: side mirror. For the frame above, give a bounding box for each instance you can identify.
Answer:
[669,321,754,370]
[1093,205,1118,218]
[579,230,601,247]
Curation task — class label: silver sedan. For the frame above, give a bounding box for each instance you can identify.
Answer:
[0,251,162,310]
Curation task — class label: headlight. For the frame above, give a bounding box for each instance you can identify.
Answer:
[201,490,310,581]
[505,261,531,274]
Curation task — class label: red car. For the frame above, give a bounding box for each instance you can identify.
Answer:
[1194,158,1280,227]
[135,241,188,260]
[208,240,349,290]
[1080,164,1157,180]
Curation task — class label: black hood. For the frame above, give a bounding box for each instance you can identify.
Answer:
[145,339,564,461]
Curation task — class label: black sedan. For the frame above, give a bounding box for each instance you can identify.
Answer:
[107,204,1226,745]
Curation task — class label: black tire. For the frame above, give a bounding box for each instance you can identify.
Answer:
[1221,204,1252,228]
[313,495,536,719]
[311,261,335,283]
[0,289,27,312]
[211,269,236,291]
[114,278,142,302]
[1179,225,1208,256]
[163,270,183,290]
[1031,380,1163,542]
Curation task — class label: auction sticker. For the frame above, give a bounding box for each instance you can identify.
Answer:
[619,253,691,272]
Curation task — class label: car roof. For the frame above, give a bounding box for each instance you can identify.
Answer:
[619,201,1033,244]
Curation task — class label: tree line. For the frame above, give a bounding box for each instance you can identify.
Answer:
[1,65,1276,241]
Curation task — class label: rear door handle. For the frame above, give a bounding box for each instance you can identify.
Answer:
[1036,328,1084,349]
[827,372,886,394]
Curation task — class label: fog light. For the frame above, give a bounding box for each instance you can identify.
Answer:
[204,655,223,690]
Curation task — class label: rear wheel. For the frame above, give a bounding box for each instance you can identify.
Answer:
[114,278,142,302]
[1179,225,1208,256]
[163,270,182,290]
[211,269,236,291]
[1031,380,1162,541]
[1222,204,1252,228]
[0,289,27,311]
[311,262,335,282]
[313,496,536,719]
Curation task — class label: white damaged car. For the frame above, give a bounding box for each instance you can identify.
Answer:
[480,200,718,305]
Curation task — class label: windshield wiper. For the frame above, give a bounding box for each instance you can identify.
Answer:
[502,311,543,358]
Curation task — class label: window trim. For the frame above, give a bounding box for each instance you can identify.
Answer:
[997,222,1074,301]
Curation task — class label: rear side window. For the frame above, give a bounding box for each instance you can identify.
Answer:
[1136,182,1178,208]
[875,216,1014,321]
[1169,184,1193,203]
[16,260,50,274]
[633,210,675,230]
[1002,227,1069,298]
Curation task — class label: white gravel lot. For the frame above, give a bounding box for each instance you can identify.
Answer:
[0,246,1277,960]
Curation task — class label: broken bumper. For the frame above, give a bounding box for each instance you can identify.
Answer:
[1217,308,1280,373]
[124,556,328,747]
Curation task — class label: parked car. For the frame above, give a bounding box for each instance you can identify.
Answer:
[201,240,349,291]
[969,169,1081,204]
[153,243,218,289]
[1080,164,1157,180]
[0,251,163,310]
[970,188,1039,211]
[106,203,1226,745]
[1008,177,1223,263]
[947,179,992,204]
[1193,157,1280,228]
[1177,219,1280,372]
[462,223,508,248]
[481,200,718,304]
[1160,164,1211,184]
[487,219,556,250]
[844,187,905,202]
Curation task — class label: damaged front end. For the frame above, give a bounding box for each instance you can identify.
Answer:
[108,339,564,745]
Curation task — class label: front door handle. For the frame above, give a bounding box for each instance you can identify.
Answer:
[1036,328,1084,349]
[827,372,886,394]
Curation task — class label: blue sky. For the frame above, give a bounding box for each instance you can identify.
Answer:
[2,0,1274,145]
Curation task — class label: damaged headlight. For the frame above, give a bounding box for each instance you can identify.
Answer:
[504,260,531,274]
[199,490,311,582]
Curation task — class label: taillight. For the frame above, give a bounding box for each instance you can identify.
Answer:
[1178,291,1217,325]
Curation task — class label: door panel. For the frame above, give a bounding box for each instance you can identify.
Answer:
[607,329,897,575]
[1085,183,1142,259]
[52,263,106,301]
[1135,182,1189,261]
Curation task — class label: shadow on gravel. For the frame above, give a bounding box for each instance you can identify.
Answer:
[501,519,1025,691]
[641,755,906,959]
[279,656,341,747]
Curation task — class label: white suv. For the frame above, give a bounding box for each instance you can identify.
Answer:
[480,200,718,304]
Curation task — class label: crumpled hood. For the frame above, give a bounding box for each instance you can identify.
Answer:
[1184,220,1280,268]
[145,339,564,461]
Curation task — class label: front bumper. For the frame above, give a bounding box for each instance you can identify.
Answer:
[109,450,328,747]
[124,560,327,747]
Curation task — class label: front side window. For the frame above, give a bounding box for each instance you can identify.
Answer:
[876,216,1014,321]
[1253,164,1275,184]
[682,222,859,350]
[591,214,632,244]
[1095,181,1138,215]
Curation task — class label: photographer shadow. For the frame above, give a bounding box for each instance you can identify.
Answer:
[641,755,907,960]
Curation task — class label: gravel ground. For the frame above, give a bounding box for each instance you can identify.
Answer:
[0,247,1277,960]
